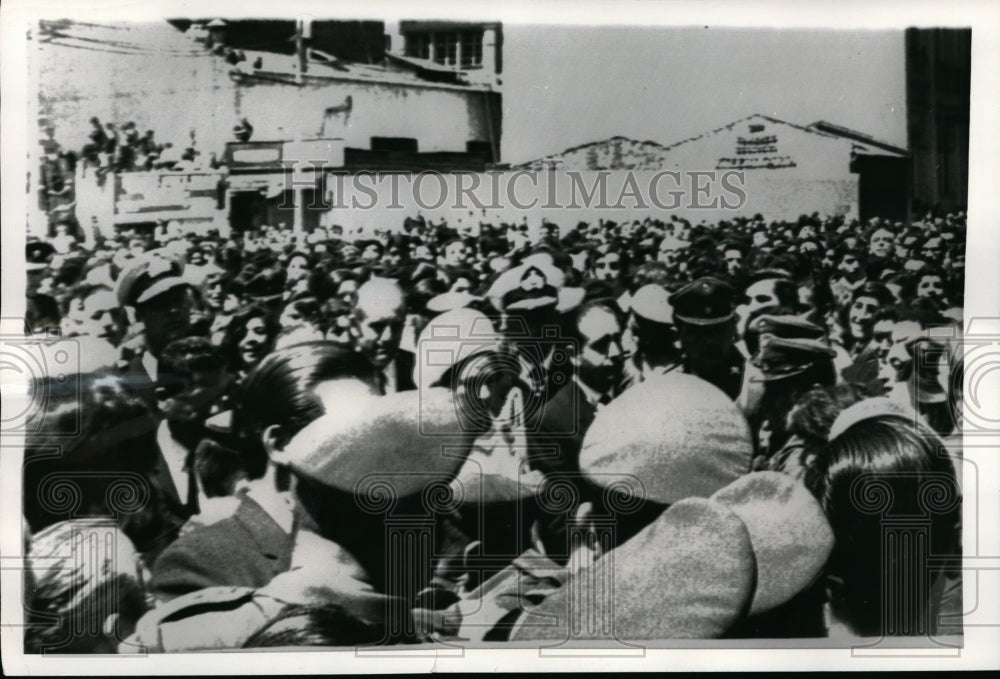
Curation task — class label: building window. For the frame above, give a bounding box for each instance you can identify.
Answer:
[433,32,459,66]
[406,30,483,68]
[405,33,430,60]
[461,30,484,67]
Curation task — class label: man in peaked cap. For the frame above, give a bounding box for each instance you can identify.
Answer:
[752,335,837,460]
[669,276,746,400]
[739,313,831,422]
[116,252,196,409]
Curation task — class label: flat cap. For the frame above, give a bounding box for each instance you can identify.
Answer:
[510,497,755,640]
[710,472,834,615]
[278,387,469,498]
[580,372,752,505]
[669,276,737,325]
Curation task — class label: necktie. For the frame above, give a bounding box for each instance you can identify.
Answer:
[183,450,200,516]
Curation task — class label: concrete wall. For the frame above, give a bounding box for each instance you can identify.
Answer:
[37,39,236,159]
[661,116,857,180]
[234,77,499,153]
[37,32,499,164]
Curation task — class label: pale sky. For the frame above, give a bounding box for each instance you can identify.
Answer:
[500,25,907,164]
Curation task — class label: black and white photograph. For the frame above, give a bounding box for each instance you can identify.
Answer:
[1,0,998,672]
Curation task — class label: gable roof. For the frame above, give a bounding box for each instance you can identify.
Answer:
[514,113,908,170]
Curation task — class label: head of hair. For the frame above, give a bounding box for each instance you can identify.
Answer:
[232,342,379,478]
[222,304,282,370]
[817,414,960,636]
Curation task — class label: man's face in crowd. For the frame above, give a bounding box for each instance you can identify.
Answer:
[821,249,836,270]
[922,238,944,261]
[444,241,468,268]
[723,249,743,277]
[594,252,621,281]
[354,288,405,369]
[137,285,193,356]
[838,253,863,280]
[872,318,895,362]
[337,279,359,307]
[916,273,946,303]
[81,290,124,345]
[575,306,625,395]
[848,294,881,341]
[744,278,781,318]
[239,316,271,368]
[882,319,922,383]
[869,229,895,258]
[205,275,226,309]
[287,256,309,282]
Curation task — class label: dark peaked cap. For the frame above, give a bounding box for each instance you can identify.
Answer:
[751,336,835,382]
[669,276,738,325]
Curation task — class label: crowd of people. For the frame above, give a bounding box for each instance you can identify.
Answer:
[22,206,965,651]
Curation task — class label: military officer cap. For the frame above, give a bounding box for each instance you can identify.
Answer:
[745,314,826,356]
[116,252,188,308]
[486,261,564,314]
[630,283,673,324]
[751,336,836,382]
[669,276,737,326]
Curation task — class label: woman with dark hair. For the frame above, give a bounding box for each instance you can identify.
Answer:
[222,304,282,378]
[151,342,382,602]
[792,399,961,638]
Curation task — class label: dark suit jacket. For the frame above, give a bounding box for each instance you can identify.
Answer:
[528,382,597,477]
[151,494,293,601]
[527,383,599,562]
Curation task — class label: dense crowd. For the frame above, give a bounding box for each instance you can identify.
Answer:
[22,207,965,650]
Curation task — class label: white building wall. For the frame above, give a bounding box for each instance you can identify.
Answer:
[234,77,496,152]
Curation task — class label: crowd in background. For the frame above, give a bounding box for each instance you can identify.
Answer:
[22,205,966,650]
